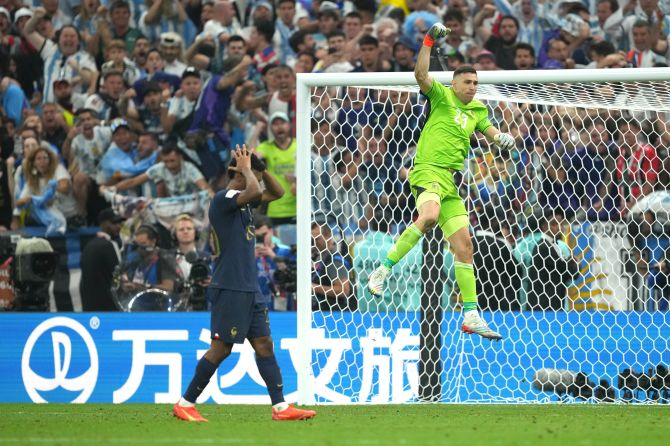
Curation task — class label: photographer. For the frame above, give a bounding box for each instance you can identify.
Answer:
[119,224,176,294]
[172,213,211,310]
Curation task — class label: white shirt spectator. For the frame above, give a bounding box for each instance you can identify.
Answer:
[41,40,97,104]
[167,95,196,121]
[145,160,204,196]
[71,127,113,178]
[164,60,188,78]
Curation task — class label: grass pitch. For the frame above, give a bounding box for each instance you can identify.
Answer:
[0,404,668,446]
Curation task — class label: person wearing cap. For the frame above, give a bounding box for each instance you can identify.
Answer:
[23,7,98,104]
[474,48,498,70]
[138,0,197,48]
[160,66,203,145]
[443,48,465,70]
[256,112,297,225]
[80,208,125,311]
[98,118,157,185]
[124,80,164,137]
[392,36,417,72]
[368,23,516,341]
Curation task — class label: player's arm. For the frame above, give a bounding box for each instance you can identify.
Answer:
[260,170,285,203]
[230,145,263,206]
[483,127,515,152]
[415,24,450,94]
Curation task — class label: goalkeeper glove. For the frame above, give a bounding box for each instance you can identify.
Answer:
[423,24,450,48]
[494,133,515,151]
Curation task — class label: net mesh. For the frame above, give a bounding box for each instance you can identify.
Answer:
[307,80,670,404]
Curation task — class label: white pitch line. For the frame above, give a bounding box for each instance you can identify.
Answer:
[0,439,239,444]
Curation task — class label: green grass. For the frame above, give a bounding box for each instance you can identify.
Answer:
[0,404,669,446]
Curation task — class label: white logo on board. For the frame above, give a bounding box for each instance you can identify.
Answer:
[21,317,99,403]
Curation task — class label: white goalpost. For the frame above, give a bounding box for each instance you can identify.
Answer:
[295,68,670,405]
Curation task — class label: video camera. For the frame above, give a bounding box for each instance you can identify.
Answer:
[3,236,59,311]
[183,251,211,311]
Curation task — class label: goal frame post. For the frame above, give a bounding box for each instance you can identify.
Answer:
[295,68,670,405]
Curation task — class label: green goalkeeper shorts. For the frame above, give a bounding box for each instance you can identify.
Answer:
[408,164,468,229]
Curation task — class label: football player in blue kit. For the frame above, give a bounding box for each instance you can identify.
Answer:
[173,145,316,422]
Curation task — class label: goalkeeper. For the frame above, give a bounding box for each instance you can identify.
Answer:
[368,23,515,341]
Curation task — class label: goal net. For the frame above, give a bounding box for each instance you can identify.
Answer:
[294,70,670,404]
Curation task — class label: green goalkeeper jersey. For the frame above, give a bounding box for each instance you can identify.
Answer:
[415,80,493,170]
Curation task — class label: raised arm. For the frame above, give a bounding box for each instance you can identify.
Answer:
[416,24,449,94]
[23,7,47,51]
[216,55,252,91]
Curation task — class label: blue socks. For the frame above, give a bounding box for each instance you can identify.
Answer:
[256,354,285,405]
[183,357,218,404]
[183,354,284,406]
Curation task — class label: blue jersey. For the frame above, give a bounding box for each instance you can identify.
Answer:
[209,188,260,293]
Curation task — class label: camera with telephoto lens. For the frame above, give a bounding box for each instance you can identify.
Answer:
[184,251,210,310]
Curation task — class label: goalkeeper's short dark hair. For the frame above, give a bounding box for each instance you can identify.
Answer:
[227,153,266,179]
[453,65,477,78]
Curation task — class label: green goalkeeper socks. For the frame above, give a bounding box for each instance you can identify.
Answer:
[455,261,478,312]
[383,224,424,269]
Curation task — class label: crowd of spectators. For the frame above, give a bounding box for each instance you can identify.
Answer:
[0,0,669,312]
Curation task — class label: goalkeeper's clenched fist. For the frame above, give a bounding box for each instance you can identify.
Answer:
[423,23,451,47]
[494,132,516,151]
